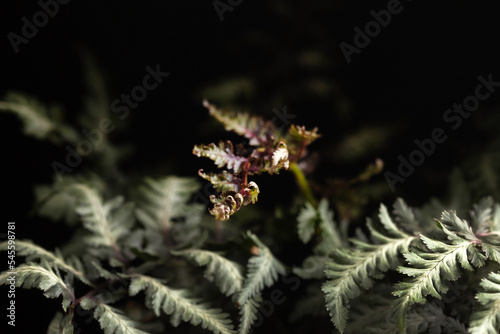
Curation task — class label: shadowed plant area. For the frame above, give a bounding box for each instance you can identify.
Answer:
[3,63,500,334]
[3,1,500,334]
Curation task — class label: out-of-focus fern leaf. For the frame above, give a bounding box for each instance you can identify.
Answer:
[322,203,417,333]
[414,169,470,230]
[293,255,328,279]
[135,176,200,232]
[129,274,235,334]
[295,200,345,279]
[67,184,132,262]
[34,175,106,225]
[193,141,248,174]
[285,124,321,159]
[471,197,495,234]
[392,198,419,234]
[78,49,110,132]
[0,260,75,311]
[86,256,119,280]
[0,240,90,285]
[465,152,500,200]
[0,91,78,143]
[172,249,244,297]
[350,301,466,334]
[46,311,74,334]
[80,298,148,334]
[316,198,343,252]
[35,184,80,224]
[492,203,500,233]
[199,77,254,103]
[469,271,500,334]
[289,282,327,322]
[405,303,467,334]
[237,231,286,306]
[297,201,317,244]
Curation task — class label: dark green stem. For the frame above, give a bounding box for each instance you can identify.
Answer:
[289,162,317,207]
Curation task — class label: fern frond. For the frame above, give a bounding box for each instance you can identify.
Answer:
[198,170,242,193]
[492,203,500,233]
[238,294,262,334]
[79,49,110,131]
[322,203,417,333]
[285,124,321,159]
[1,260,75,311]
[171,249,244,297]
[471,197,495,234]
[469,271,500,334]
[237,231,286,306]
[480,243,500,264]
[67,184,132,260]
[392,230,485,330]
[193,141,248,173]
[293,255,328,279]
[439,210,477,241]
[0,240,91,285]
[392,198,418,233]
[316,198,343,252]
[129,274,235,334]
[297,201,317,243]
[86,256,120,280]
[203,99,274,146]
[80,298,148,334]
[284,124,320,161]
[350,301,467,334]
[378,202,413,238]
[0,91,78,143]
[404,303,466,334]
[47,311,74,334]
[208,182,260,221]
[135,176,200,232]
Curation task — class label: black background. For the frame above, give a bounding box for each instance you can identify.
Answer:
[2,1,500,333]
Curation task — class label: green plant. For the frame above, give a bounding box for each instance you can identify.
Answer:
[2,60,500,334]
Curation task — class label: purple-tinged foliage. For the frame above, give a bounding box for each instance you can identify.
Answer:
[194,100,320,221]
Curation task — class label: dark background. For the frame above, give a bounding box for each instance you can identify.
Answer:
[2,1,500,333]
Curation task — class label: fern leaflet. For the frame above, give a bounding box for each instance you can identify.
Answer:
[237,231,286,306]
[392,213,486,330]
[80,298,148,334]
[322,203,417,333]
[129,274,235,334]
[171,249,244,297]
[0,260,75,311]
[238,294,262,334]
[193,141,248,173]
[0,91,78,143]
[202,99,274,146]
[469,271,500,334]
[135,176,199,232]
[0,240,91,285]
[47,312,75,334]
[297,201,317,244]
